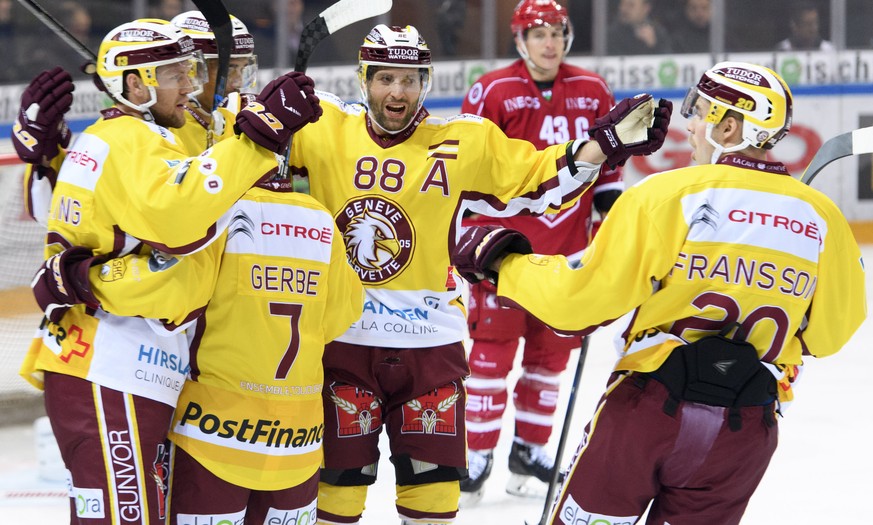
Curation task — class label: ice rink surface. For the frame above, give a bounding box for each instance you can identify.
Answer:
[2,247,871,524]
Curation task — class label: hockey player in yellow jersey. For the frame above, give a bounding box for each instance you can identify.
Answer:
[21,18,322,524]
[285,24,671,525]
[452,62,866,524]
[170,10,258,151]
[35,176,364,522]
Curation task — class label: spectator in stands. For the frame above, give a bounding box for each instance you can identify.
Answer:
[670,0,711,53]
[150,0,184,20]
[607,0,672,55]
[435,0,466,56]
[776,1,835,51]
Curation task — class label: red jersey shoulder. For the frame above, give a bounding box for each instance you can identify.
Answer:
[463,60,530,113]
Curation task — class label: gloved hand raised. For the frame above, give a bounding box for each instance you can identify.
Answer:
[452,226,533,284]
[590,94,672,168]
[235,72,323,153]
[32,247,100,324]
[12,67,74,165]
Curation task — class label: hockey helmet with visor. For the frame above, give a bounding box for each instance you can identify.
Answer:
[681,61,792,163]
[358,24,433,134]
[97,19,208,114]
[170,11,258,94]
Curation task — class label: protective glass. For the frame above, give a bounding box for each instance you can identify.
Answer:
[237,56,259,94]
[680,87,700,118]
[153,52,208,92]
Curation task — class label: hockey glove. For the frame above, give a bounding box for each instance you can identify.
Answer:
[452,226,533,285]
[12,67,74,165]
[235,72,323,153]
[32,247,100,324]
[590,94,673,169]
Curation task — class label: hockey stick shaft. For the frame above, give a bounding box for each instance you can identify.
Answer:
[294,0,392,73]
[16,0,97,72]
[191,0,233,110]
[801,126,873,185]
[283,0,392,174]
[537,336,589,525]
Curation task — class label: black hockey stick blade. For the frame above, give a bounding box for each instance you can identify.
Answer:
[294,0,392,72]
[801,126,873,185]
[192,0,233,108]
[16,0,97,73]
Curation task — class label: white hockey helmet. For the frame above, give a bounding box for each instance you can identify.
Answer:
[97,19,207,113]
[170,11,258,94]
[681,61,793,163]
[511,0,574,55]
[358,24,433,126]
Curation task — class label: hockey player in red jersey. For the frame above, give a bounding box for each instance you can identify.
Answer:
[452,61,866,524]
[459,0,624,503]
[285,23,670,525]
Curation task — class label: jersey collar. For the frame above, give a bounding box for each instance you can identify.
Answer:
[717,154,791,176]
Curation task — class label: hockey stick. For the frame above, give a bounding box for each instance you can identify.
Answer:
[531,336,590,525]
[282,0,392,176]
[294,0,393,73]
[801,126,873,185]
[16,0,97,73]
[191,0,233,111]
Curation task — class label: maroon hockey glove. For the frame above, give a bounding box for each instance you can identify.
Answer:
[590,94,673,169]
[32,247,100,324]
[235,72,323,153]
[12,67,74,165]
[452,226,533,285]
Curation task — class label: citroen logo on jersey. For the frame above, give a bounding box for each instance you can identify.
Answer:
[228,210,255,242]
[336,196,415,284]
[690,201,720,230]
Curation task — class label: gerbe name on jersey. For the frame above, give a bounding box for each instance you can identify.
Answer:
[177,401,323,450]
[250,264,320,295]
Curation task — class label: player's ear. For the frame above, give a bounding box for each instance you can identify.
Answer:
[123,72,146,101]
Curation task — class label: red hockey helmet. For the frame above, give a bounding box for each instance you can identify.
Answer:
[511,0,573,53]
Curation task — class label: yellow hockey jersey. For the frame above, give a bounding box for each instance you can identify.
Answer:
[41,181,363,489]
[496,156,866,403]
[21,108,280,405]
[289,92,600,348]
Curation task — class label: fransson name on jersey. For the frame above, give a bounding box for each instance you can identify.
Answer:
[290,91,599,348]
[496,158,866,404]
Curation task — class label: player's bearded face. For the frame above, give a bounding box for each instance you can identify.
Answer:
[366,68,423,134]
[151,62,198,128]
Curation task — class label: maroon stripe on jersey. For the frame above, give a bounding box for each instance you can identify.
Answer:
[428,140,460,149]
[97,387,149,524]
[45,231,72,249]
[187,311,208,380]
[429,153,458,160]
[138,222,218,255]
